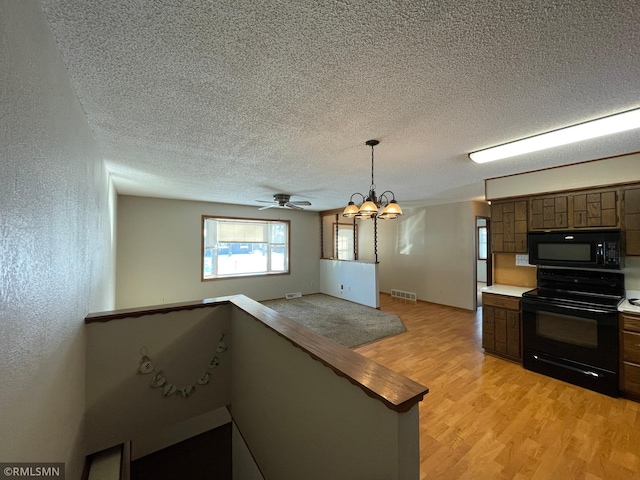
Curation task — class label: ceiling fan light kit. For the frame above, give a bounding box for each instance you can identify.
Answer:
[469,108,640,163]
[342,140,403,220]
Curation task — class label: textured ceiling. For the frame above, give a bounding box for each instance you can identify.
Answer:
[41,0,640,211]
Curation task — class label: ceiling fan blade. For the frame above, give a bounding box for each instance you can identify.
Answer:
[258,204,277,210]
[289,201,312,206]
[256,200,277,203]
[285,203,304,210]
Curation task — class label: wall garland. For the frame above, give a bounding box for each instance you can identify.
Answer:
[137,333,228,399]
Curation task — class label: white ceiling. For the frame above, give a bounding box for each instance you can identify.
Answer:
[41,0,640,212]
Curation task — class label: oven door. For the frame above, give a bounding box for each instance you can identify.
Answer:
[521,297,619,396]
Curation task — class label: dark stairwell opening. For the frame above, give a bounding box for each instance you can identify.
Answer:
[131,423,232,480]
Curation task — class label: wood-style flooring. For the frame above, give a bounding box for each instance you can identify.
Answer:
[355,294,640,480]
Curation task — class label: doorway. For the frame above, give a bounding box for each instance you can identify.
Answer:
[476,216,492,308]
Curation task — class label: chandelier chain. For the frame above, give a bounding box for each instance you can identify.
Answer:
[342,139,402,220]
[370,143,376,192]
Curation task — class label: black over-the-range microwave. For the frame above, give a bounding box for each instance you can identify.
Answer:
[527,229,624,270]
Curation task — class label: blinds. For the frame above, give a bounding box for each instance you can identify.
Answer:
[217,221,268,243]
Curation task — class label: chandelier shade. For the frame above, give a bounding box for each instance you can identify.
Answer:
[342,201,360,217]
[378,199,403,219]
[342,140,403,220]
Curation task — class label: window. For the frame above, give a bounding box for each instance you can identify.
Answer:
[202,216,289,279]
[334,223,357,260]
[478,226,488,260]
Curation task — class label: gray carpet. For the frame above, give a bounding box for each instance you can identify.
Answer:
[261,294,406,348]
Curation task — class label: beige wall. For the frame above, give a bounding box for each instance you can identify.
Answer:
[485,152,640,201]
[116,195,321,308]
[0,2,116,477]
[375,201,490,310]
[116,195,490,311]
[85,306,231,455]
[230,307,420,480]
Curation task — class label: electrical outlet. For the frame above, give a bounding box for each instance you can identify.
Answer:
[515,254,533,267]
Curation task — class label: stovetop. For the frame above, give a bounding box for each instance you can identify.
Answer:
[522,267,625,310]
[522,287,624,309]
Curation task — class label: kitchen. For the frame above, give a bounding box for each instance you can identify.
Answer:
[482,152,640,400]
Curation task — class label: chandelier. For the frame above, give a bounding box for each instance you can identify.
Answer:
[342,140,403,219]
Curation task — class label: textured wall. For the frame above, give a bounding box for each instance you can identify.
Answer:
[0,2,115,477]
[85,306,231,455]
[116,195,320,308]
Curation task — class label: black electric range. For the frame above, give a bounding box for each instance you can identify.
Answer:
[521,268,625,397]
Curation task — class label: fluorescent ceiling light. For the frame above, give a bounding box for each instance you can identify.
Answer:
[469,108,640,164]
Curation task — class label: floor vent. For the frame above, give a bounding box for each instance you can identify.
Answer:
[391,289,417,301]
[285,292,302,299]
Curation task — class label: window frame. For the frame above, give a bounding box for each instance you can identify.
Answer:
[201,215,291,281]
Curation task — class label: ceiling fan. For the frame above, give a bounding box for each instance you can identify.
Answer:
[256,193,312,211]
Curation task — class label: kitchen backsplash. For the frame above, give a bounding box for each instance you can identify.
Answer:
[493,254,640,293]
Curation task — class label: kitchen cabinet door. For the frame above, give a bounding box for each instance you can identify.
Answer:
[530,195,568,230]
[624,188,640,255]
[573,189,618,228]
[491,201,527,253]
[620,313,640,400]
[482,293,522,363]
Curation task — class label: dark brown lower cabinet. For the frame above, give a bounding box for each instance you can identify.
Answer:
[482,293,522,362]
[621,312,640,400]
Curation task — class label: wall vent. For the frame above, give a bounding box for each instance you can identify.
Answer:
[285,292,302,299]
[391,289,417,301]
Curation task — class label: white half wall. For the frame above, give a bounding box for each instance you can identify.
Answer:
[115,195,321,308]
[319,259,380,308]
[0,2,116,477]
[376,201,490,310]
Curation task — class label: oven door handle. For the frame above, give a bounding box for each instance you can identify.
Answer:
[522,301,613,315]
[532,354,602,378]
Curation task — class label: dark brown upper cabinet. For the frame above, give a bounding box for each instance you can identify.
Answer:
[624,187,640,256]
[491,200,528,253]
[529,188,620,231]
[530,195,568,230]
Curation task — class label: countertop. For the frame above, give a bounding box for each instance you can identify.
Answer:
[482,285,640,314]
[481,284,533,298]
[620,290,640,315]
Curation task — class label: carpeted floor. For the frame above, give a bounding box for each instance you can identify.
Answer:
[261,294,406,348]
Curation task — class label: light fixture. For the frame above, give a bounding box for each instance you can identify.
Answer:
[469,108,640,163]
[343,140,403,219]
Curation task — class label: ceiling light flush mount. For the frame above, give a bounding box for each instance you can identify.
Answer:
[343,140,403,220]
[469,108,640,164]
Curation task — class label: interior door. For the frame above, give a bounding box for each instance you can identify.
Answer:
[476,216,492,309]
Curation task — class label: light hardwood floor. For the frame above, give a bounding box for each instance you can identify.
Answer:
[355,294,640,480]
